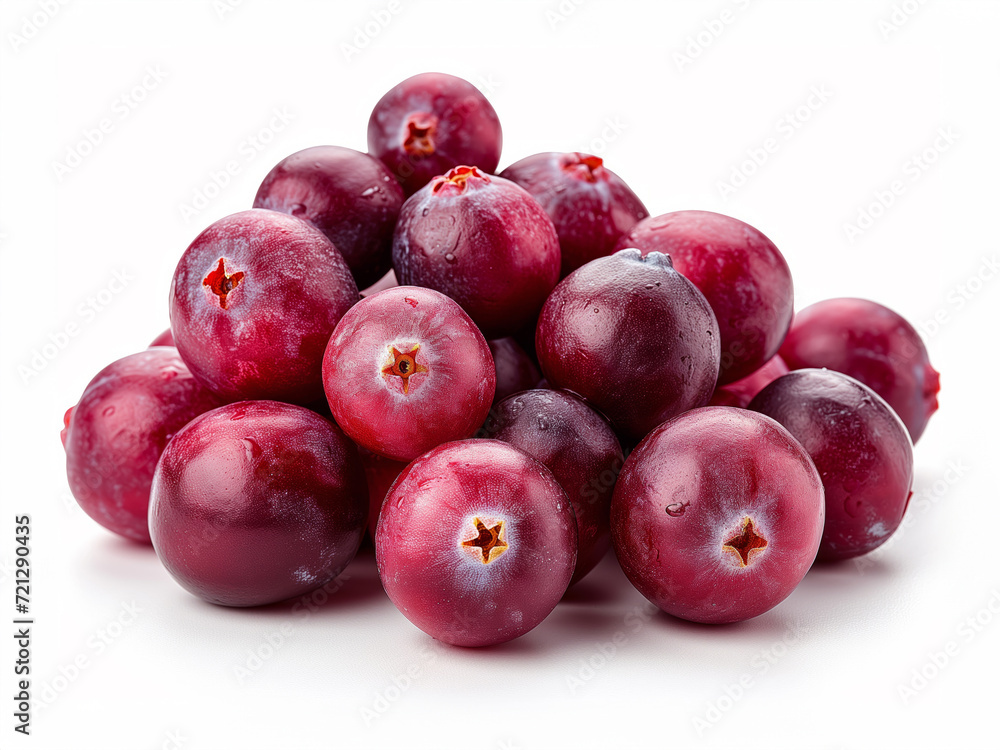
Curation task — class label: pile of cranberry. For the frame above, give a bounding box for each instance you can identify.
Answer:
[62,73,941,647]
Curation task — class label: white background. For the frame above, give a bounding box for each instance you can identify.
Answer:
[1,1,998,748]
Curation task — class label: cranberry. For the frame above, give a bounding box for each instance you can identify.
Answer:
[616,210,793,384]
[779,298,940,443]
[488,337,541,404]
[322,285,495,461]
[392,166,560,338]
[487,389,623,584]
[535,249,720,443]
[148,328,174,347]
[357,445,406,539]
[709,354,789,408]
[169,209,358,404]
[749,369,914,561]
[375,440,576,646]
[500,152,648,277]
[253,145,405,288]
[149,400,367,607]
[63,349,223,544]
[612,407,824,624]
[368,72,502,196]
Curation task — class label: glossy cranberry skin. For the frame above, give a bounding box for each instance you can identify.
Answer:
[749,369,914,561]
[376,440,576,647]
[488,337,541,404]
[368,72,502,196]
[612,407,824,624]
[149,400,367,607]
[709,354,789,408]
[779,298,940,443]
[63,349,223,544]
[616,210,793,384]
[487,390,623,584]
[393,166,560,338]
[253,146,405,288]
[148,328,174,347]
[169,209,359,405]
[357,445,407,538]
[536,249,720,443]
[500,152,648,277]
[322,286,495,462]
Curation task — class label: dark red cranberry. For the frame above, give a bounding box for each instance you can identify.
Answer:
[393,166,560,338]
[149,400,368,607]
[612,407,824,624]
[616,210,793,384]
[322,286,495,461]
[487,389,623,584]
[749,369,914,561]
[368,72,502,196]
[500,152,648,277]
[357,446,407,539]
[375,440,576,646]
[63,349,223,544]
[535,249,720,443]
[779,298,940,443]
[488,337,541,404]
[253,145,405,288]
[709,354,789,408]
[149,328,174,347]
[169,209,358,404]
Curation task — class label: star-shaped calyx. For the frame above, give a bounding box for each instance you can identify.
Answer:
[461,518,508,564]
[203,257,245,310]
[382,344,428,394]
[722,517,768,567]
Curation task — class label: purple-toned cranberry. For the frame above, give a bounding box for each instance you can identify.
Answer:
[616,210,793,384]
[253,145,405,288]
[612,407,824,624]
[62,349,223,544]
[368,72,502,196]
[535,249,720,443]
[169,209,358,405]
[393,166,560,338]
[375,440,576,647]
[149,328,174,347]
[357,445,407,539]
[500,152,648,277]
[488,337,541,404]
[322,286,495,462]
[749,369,914,561]
[779,298,940,443]
[149,400,368,607]
[709,354,789,408]
[487,389,623,584]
